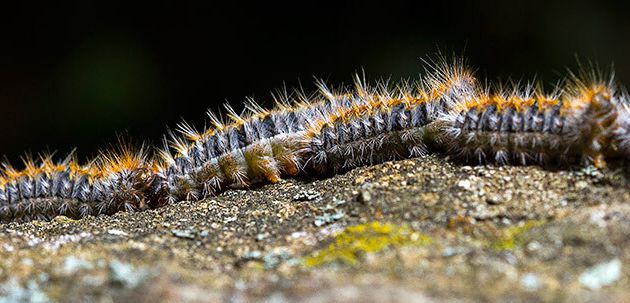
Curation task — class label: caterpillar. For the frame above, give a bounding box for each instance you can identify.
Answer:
[153,58,476,202]
[303,58,477,173]
[434,70,623,167]
[0,144,154,222]
[152,87,362,204]
[0,56,628,223]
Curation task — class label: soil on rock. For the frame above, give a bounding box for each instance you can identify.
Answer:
[1,155,630,302]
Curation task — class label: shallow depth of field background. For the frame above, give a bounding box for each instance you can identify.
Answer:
[0,0,629,163]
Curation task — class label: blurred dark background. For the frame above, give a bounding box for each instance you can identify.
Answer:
[1,0,629,164]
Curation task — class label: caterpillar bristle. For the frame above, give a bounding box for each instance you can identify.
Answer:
[176,120,203,141]
[314,78,336,102]
[270,85,294,111]
[244,97,269,116]
[207,110,226,131]
[224,103,245,124]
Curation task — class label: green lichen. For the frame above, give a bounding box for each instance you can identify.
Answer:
[491,220,545,251]
[304,221,432,267]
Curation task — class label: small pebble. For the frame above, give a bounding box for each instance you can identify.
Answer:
[520,273,540,291]
[293,190,321,201]
[486,194,503,205]
[314,210,345,227]
[575,181,589,190]
[357,190,372,203]
[109,261,151,289]
[442,246,467,257]
[579,259,622,290]
[223,216,237,224]
[244,251,262,259]
[171,229,196,239]
[107,229,128,236]
[457,179,472,190]
[63,256,93,274]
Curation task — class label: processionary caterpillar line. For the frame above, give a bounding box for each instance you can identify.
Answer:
[1,57,629,223]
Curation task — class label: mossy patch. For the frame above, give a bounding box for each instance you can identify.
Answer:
[304,221,432,267]
[491,220,545,251]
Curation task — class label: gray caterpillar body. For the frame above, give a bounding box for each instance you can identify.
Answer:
[0,149,152,223]
[437,78,621,166]
[154,92,361,204]
[304,63,477,173]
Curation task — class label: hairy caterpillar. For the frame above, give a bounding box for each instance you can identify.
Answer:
[0,145,154,222]
[0,56,628,223]
[152,88,362,204]
[303,59,476,173]
[434,71,623,167]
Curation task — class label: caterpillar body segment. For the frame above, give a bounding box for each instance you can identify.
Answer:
[303,61,477,174]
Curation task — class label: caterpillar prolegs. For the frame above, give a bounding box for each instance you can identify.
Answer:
[1,57,629,223]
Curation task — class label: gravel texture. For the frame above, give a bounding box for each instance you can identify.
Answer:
[1,155,629,302]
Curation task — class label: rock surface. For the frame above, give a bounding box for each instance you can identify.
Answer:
[1,155,630,302]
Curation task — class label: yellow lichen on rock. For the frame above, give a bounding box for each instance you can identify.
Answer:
[491,220,545,251]
[304,221,432,267]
